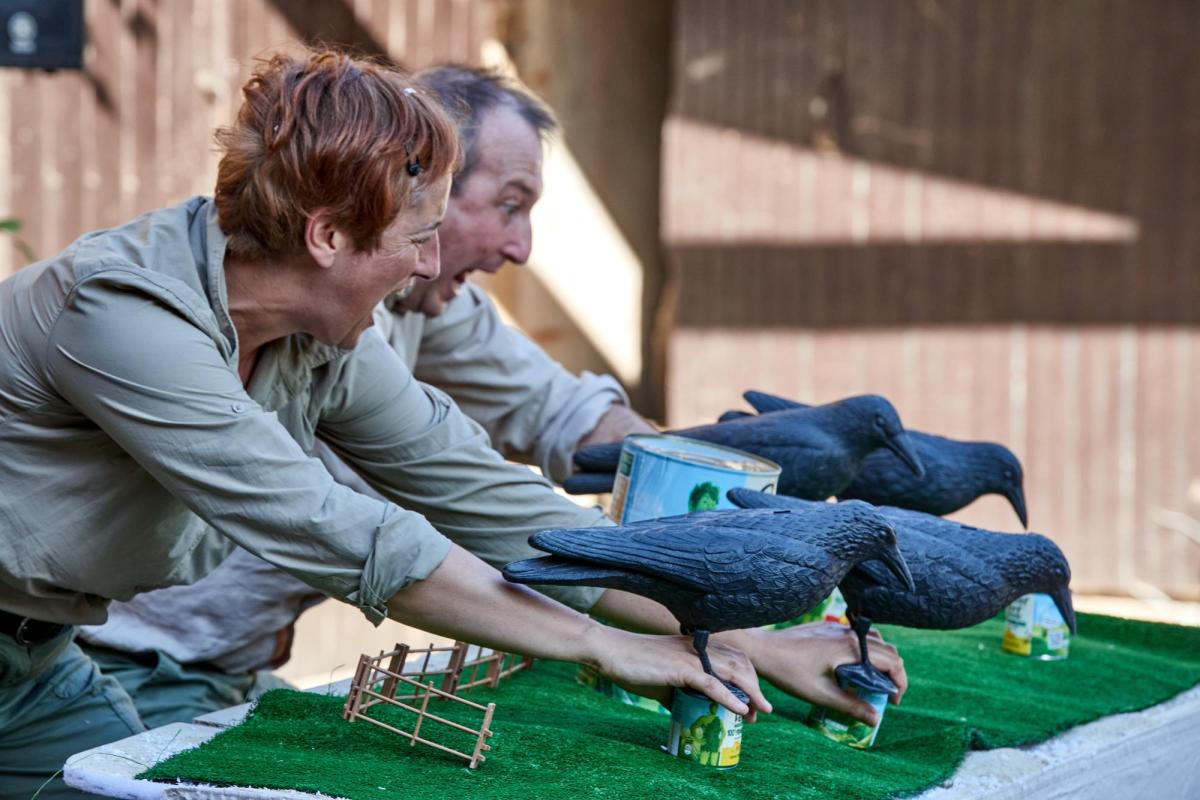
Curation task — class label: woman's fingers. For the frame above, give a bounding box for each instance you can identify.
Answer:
[705,640,773,718]
[598,631,770,721]
[684,673,752,719]
[823,685,883,726]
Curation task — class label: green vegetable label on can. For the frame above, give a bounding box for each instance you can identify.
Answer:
[1002,593,1070,660]
[807,662,894,749]
[665,688,744,768]
[807,688,888,749]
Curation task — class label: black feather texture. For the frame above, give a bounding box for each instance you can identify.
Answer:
[738,391,1028,527]
[564,394,924,499]
[503,506,912,635]
[726,488,1075,633]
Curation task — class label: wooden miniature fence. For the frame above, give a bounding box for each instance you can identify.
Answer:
[357,641,534,703]
[455,646,534,694]
[343,650,496,769]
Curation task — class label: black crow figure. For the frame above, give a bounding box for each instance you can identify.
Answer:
[727,489,1075,673]
[502,506,915,677]
[722,391,1028,527]
[563,394,925,499]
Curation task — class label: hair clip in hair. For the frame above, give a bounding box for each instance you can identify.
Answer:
[407,160,421,177]
[403,87,417,96]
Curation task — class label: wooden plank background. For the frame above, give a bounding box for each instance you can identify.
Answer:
[664,0,1200,597]
[0,0,489,276]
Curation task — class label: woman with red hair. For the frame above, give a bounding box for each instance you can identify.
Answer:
[0,50,765,799]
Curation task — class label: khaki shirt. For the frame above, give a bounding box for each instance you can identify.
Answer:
[379,284,629,483]
[0,196,604,626]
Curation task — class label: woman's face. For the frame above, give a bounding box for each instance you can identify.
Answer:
[325,173,452,348]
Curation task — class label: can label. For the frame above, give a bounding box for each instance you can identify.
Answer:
[665,689,743,768]
[806,685,889,749]
[608,450,635,522]
[822,587,850,625]
[609,435,781,524]
[575,663,670,715]
[1002,593,1070,660]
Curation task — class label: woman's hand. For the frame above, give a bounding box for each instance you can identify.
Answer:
[582,625,773,722]
[719,622,907,725]
[387,547,771,721]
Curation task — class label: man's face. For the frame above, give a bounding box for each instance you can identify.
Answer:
[398,104,544,316]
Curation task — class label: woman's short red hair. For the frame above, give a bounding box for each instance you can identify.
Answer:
[214,49,460,261]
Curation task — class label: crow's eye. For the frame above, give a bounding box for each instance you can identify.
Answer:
[873,414,886,429]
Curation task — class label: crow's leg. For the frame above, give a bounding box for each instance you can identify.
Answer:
[847,612,874,668]
[691,629,716,677]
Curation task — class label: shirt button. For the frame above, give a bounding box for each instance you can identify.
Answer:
[231,402,246,413]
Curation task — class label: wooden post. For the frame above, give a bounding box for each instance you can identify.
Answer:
[424,642,439,676]
[410,679,434,745]
[487,652,503,688]
[381,643,408,700]
[343,654,371,721]
[469,703,496,769]
[444,641,468,695]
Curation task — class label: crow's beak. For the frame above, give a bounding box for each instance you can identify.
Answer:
[1004,485,1029,529]
[885,432,925,478]
[1049,585,1077,634]
[879,541,916,593]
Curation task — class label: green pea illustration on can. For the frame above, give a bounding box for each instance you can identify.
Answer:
[1002,592,1070,660]
[806,662,895,749]
[664,685,746,768]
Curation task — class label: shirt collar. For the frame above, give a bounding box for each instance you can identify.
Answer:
[201,198,353,397]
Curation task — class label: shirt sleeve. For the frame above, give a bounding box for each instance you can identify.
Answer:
[317,329,608,611]
[45,274,450,624]
[413,284,629,483]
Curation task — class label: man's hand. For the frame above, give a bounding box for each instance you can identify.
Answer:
[716,622,907,726]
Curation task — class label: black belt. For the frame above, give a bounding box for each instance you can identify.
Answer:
[0,609,67,645]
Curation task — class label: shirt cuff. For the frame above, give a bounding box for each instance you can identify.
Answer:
[536,373,629,483]
[347,509,453,625]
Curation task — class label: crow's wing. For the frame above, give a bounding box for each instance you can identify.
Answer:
[743,391,809,414]
[572,440,625,472]
[503,555,646,587]
[561,471,617,494]
[529,522,824,595]
[727,487,825,512]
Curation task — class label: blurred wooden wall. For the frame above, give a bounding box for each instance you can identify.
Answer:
[663,0,1200,597]
[0,0,490,275]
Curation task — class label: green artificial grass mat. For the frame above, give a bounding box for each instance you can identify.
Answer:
[141,613,1200,800]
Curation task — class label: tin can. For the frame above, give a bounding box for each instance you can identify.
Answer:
[664,686,746,768]
[1002,593,1070,660]
[806,663,895,749]
[575,663,670,715]
[609,434,781,524]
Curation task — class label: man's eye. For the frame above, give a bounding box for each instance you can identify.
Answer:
[502,201,520,216]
